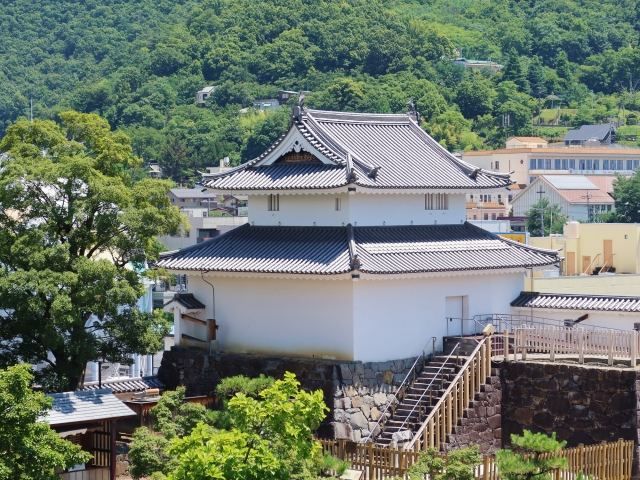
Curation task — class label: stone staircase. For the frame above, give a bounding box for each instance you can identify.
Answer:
[375,353,466,446]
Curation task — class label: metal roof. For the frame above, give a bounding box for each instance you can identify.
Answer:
[544,175,597,190]
[45,389,136,426]
[204,109,512,191]
[564,124,613,143]
[511,292,640,313]
[81,377,164,394]
[157,223,558,275]
[170,188,215,199]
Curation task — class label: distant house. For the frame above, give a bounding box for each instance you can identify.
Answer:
[147,163,163,178]
[512,174,616,222]
[505,136,548,149]
[252,98,280,110]
[195,86,216,105]
[564,124,615,146]
[169,187,217,209]
[452,57,503,73]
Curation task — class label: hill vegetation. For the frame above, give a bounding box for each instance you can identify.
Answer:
[2,0,640,182]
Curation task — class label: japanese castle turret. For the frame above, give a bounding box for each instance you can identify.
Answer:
[159,107,558,362]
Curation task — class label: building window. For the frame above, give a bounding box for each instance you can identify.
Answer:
[495,161,500,170]
[627,160,634,170]
[569,159,576,169]
[529,158,536,169]
[579,159,586,170]
[483,213,489,220]
[335,197,341,211]
[554,159,561,170]
[593,160,599,170]
[603,160,609,170]
[561,159,568,170]
[545,159,552,169]
[491,213,497,220]
[425,193,448,210]
[268,194,280,211]
[617,160,624,170]
[508,194,513,202]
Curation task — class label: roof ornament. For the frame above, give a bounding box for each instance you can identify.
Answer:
[367,166,381,179]
[407,98,420,124]
[292,92,305,122]
[469,167,481,180]
[346,153,357,183]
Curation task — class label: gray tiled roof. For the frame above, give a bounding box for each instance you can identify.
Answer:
[81,376,164,394]
[164,293,206,310]
[564,124,613,142]
[157,223,558,275]
[512,292,640,313]
[45,389,136,426]
[204,109,512,191]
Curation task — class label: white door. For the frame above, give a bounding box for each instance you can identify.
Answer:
[445,296,465,336]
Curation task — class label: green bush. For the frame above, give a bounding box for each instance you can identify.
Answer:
[496,430,568,480]
[128,427,171,479]
[216,374,275,401]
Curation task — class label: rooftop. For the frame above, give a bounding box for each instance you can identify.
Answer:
[157,223,559,276]
[170,188,216,199]
[564,124,613,143]
[512,291,640,313]
[532,175,615,204]
[81,376,164,394]
[463,146,640,156]
[204,108,512,191]
[45,389,136,426]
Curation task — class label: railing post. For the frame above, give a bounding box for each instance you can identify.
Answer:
[578,329,584,364]
[550,327,556,362]
[505,330,510,362]
[522,329,527,361]
[608,330,614,366]
[631,331,637,368]
[368,442,375,480]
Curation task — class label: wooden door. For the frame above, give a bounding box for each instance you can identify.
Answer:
[603,239,613,269]
[582,256,591,274]
[566,251,576,276]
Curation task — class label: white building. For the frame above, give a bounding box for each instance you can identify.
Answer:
[158,108,558,362]
[512,175,615,222]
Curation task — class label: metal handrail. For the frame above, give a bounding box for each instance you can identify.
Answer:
[407,336,488,450]
[393,343,461,436]
[363,337,437,443]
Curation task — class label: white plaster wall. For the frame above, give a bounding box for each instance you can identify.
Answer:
[248,194,348,226]
[347,194,466,226]
[186,275,355,360]
[248,193,466,226]
[352,272,524,362]
[511,307,640,331]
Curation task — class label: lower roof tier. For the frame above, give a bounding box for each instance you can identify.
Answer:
[157,223,559,276]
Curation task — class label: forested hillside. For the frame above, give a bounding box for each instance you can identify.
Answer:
[2,0,640,182]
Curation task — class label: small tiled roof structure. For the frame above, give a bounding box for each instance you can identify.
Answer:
[81,376,164,394]
[524,175,615,206]
[164,293,206,310]
[45,389,136,426]
[564,124,614,143]
[512,292,640,313]
[169,188,215,199]
[204,108,512,191]
[157,223,559,275]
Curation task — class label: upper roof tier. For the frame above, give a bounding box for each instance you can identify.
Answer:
[204,108,512,192]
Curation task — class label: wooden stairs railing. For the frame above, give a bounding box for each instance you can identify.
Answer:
[406,335,492,452]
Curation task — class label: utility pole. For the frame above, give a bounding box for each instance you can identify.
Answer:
[535,186,546,235]
[581,192,593,222]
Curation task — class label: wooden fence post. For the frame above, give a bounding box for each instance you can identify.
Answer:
[368,442,375,480]
[578,329,584,364]
[631,331,638,368]
[608,330,614,366]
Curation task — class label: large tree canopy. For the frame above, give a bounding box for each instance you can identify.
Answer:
[0,112,182,391]
[0,364,91,479]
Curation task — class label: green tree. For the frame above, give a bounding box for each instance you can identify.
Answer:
[455,73,496,119]
[496,430,568,480]
[527,56,547,98]
[526,198,568,236]
[0,364,91,480]
[407,446,481,480]
[167,372,328,480]
[502,49,530,93]
[609,171,640,222]
[0,112,182,391]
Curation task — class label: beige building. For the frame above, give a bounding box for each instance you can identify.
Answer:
[530,222,640,276]
[505,136,548,149]
[463,146,640,186]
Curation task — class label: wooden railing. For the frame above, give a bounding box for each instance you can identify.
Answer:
[406,336,492,452]
[319,439,634,480]
[497,326,640,366]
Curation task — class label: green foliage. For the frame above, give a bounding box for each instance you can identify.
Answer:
[1,0,639,182]
[609,171,640,223]
[0,364,91,480]
[0,112,181,391]
[151,386,218,439]
[526,198,568,236]
[496,430,568,480]
[407,446,481,480]
[128,427,172,479]
[215,374,275,401]
[168,372,328,480]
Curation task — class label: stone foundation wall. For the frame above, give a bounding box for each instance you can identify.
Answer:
[444,372,502,454]
[500,362,638,447]
[157,347,414,441]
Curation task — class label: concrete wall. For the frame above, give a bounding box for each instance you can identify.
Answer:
[352,272,523,361]
[532,274,640,296]
[187,275,355,360]
[530,223,640,275]
[248,193,467,227]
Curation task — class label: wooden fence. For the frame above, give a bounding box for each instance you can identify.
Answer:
[406,336,492,452]
[496,327,640,366]
[320,439,634,480]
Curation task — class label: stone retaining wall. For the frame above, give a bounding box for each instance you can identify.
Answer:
[444,373,502,454]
